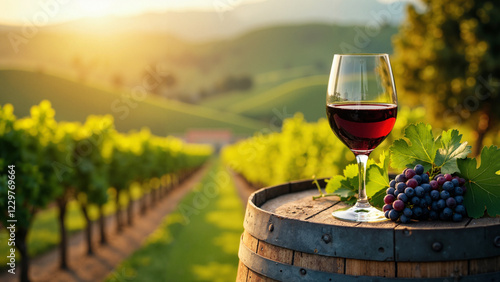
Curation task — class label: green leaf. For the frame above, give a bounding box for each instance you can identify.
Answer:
[434,129,471,174]
[390,123,440,172]
[344,164,359,189]
[325,166,357,204]
[366,151,390,198]
[457,146,500,218]
[370,189,386,208]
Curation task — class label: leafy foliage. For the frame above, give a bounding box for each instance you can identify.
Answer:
[223,107,426,187]
[393,0,500,152]
[322,152,389,206]
[390,123,440,173]
[324,164,358,204]
[0,100,212,238]
[390,123,470,177]
[435,129,472,174]
[366,151,390,199]
[457,146,500,218]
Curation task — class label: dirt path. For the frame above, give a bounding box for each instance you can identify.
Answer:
[1,164,211,282]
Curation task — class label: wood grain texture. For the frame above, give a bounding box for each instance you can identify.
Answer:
[256,240,294,265]
[293,251,344,273]
[242,230,259,253]
[397,261,468,278]
[238,183,500,280]
[345,258,396,277]
[469,256,500,274]
[246,269,278,282]
[236,260,249,281]
[260,189,337,220]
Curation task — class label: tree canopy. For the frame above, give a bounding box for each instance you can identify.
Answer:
[392,0,500,154]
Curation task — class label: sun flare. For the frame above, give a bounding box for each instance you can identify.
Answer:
[76,0,114,18]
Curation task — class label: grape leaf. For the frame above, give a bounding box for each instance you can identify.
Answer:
[457,146,500,218]
[324,157,388,206]
[344,163,359,189]
[325,164,358,204]
[390,123,440,172]
[324,175,356,204]
[366,151,390,198]
[434,129,471,174]
[370,189,386,208]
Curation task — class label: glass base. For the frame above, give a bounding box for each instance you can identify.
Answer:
[332,203,388,222]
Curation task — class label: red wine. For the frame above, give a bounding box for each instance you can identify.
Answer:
[326,103,397,155]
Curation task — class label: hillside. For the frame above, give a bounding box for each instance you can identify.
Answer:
[0,70,265,135]
[0,23,399,133]
[0,23,397,93]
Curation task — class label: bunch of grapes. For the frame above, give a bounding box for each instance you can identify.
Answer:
[383,164,467,223]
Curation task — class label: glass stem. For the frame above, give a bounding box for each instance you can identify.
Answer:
[356,154,370,208]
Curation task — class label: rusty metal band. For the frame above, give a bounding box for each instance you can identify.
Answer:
[238,238,500,281]
[243,180,500,262]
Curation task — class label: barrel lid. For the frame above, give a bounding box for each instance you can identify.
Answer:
[243,179,500,262]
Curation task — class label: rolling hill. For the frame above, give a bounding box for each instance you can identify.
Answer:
[0,22,399,135]
[0,70,266,136]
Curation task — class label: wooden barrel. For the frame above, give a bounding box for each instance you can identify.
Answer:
[236,179,500,281]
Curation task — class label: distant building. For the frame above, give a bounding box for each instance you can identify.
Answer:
[185,129,232,152]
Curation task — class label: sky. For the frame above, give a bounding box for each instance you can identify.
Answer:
[0,0,263,25]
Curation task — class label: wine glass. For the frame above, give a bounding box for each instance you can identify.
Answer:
[326,54,398,222]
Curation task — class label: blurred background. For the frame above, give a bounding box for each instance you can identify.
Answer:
[1,0,499,281]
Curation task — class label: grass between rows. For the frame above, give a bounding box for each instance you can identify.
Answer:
[106,160,244,282]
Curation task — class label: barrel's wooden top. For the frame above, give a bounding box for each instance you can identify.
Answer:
[260,187,500,229]
[244,180,500,262]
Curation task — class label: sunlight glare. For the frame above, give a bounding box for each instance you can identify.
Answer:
[77,0,114,18]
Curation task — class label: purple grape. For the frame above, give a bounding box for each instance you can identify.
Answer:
[446,197,457,208]
[383,204,393,212]
[388,209,400,221]
[395,174,407,183]
[405,169,416,179]
[455,205,466,215]
[444,174,453,182]
[437,199,446,209]
[384,194,396,205]
[397,193,408,203]
[386,187,396,195]
[415,186,425,197]
[403,207,413,217]
[440,190,450,200]
[421,173,429,183]
[396,182,407,192]
[404,187,415,198]
[406,178,418,188]
[392,200,405,211]
[414,164,424,175]
[429,180,439,190]
[442,181,454,192]
[437,176,446,186]
[400,214,411,223]
[430,190,440,200]
[458,178,466,186]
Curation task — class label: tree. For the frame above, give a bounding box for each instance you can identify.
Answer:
[109,132,137,231]
[392,0,500,155]
[72,115,113,255]
[0,102,62,281]
[47,121,79,269]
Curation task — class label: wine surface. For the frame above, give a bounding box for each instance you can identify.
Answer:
[326,103,397,155]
